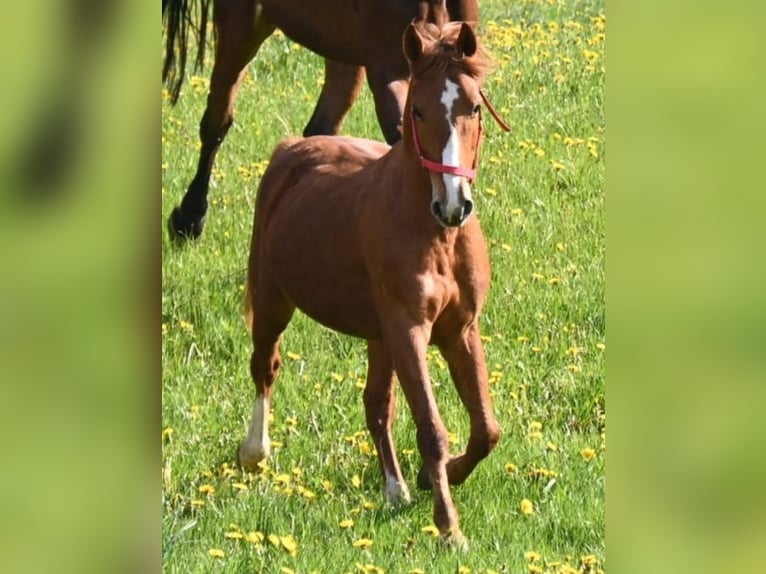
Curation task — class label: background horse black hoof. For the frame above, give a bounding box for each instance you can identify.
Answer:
[167,206,205,242]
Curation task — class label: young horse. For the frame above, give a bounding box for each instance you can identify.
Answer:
[162,0,479,242]
[239,19,501,546]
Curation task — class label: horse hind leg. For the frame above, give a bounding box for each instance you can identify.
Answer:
[363,340,411,505]
[303,60,365,137]
[168,0,276,242]
[238,278,295,470]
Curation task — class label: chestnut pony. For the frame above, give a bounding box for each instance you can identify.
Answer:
[162,0,479,241]
[239,19,503,546]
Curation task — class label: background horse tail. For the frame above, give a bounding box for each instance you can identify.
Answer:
[162,0,213,104]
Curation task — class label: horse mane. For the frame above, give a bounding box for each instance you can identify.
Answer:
[409,21,493,85]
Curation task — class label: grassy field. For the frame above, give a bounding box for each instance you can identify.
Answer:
[162,0,605,572]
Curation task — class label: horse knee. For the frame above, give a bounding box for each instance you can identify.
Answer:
[416,423,449,464]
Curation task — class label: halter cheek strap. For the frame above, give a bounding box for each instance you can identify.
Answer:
[410,89,510,183]
[411,110,481,182]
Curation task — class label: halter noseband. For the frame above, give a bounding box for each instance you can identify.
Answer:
[410,89,510,183]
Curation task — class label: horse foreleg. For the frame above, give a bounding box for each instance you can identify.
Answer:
[384,321,465,547]
[168,0,276,242]
[363,340,411,505]
[303,60,365,138]
[419,322,500,489]
[365,66,409,145]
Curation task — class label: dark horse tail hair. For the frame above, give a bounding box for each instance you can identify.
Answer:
[162,0,213,104]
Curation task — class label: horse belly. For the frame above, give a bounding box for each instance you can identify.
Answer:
[260,0,364,63]
[264,195,381,340]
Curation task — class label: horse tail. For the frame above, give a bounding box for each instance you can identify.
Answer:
[162,0,213,104]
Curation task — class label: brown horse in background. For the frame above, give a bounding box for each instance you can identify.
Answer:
[238,16,501,547]
[162,0,479,241]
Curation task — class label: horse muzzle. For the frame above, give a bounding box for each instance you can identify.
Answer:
[431,196,474,227]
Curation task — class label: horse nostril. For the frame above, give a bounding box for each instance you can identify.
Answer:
[431,200,443,220]
[463,199,474,219]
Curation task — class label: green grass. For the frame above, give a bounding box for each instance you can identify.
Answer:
[162,0,604,572]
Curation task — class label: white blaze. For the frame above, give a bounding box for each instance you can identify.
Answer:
[439,79,471,215]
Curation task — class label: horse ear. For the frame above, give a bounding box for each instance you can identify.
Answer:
[456,22,477,58]
[403,24,423,63]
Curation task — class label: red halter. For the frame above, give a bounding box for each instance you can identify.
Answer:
[410,89,510,183]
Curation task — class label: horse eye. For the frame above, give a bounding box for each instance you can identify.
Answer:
[471,104,481,117]
[413,106,424,121]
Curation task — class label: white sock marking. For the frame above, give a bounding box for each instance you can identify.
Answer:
[241,395,270,466]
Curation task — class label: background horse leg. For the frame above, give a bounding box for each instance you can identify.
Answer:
[384,322,465,546]
[168,0,276,241]
[419,323,500,489]
[238,279,295,470]
[365,67,409,145]
[302,60,365,137]
[363,340,411,505]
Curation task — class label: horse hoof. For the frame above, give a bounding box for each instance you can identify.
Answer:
[417,465,432,490]
[442,529,469,552]
[384,479,412,505]
[237,442,269,472]
[167,206,205,243]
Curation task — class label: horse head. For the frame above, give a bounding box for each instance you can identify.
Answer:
[403,19,491,228]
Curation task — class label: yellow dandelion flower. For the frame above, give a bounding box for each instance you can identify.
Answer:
[458,567,472,574]
[245,531,264,544]
[548,277,561,285]
[268,534,281,547]
[527,565,543,574]
[331,373,344,382]
[596,342,606,350]
[351,474,361,488]
[280,534,298,555]
[274,473,291,484]
[286,351,302,360]
[198,484,215,495]
[162,427,174,440]
[362,500,378,510]
[529,421,543,431]
[505,463,518,474]
[581,447,596,460]
[208,548,225,558]
[281,568,295,574]
[511,207,523,216]
[421,525,440,537]
[232,482,248,491]
[546,442,558,451]
[353,538,374,548]
[225,531,244,540]
[190,499,205,507]
[408,570,425,574]
[525,550,542,561]
[485,187,497,196]
[340,519,354,529]
[520,498,535,515]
